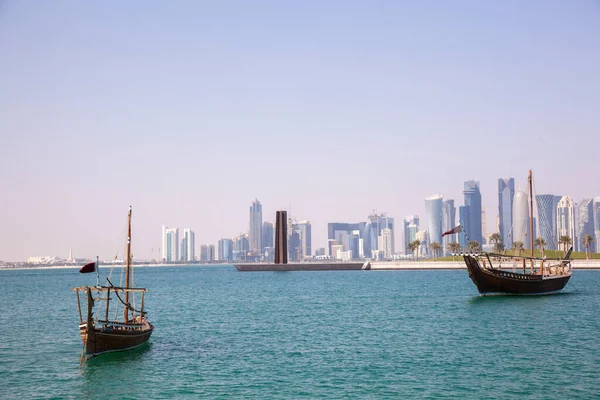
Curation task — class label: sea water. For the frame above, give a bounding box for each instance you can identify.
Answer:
[1,266,599,399]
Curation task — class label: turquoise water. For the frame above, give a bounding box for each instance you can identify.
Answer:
[1,266,599,399]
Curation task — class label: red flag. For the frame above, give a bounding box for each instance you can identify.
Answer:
[442,225,463,237]
[79,262,96,273]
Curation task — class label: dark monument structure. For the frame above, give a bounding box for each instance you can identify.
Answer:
[275,210,288,264]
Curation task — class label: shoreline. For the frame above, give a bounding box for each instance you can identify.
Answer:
[3,259,600,271]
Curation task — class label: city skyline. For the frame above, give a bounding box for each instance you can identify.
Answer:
[1,2,599,261]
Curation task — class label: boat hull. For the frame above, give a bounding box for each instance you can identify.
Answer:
[464,255,571,295]
[82,321,153,358]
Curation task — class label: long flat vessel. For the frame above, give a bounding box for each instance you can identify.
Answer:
[235,262,369,272]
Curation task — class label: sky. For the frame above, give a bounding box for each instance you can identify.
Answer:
[1,1,599,261]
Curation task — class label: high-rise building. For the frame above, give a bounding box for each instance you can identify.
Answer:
[218,238,233,262]
[249,199,262,254]
[379,228,394,259]
[556,196,575,248]
[369,213,394,253]
[200,244,208,262]
[576,199,595,252]
[262,222,274,253]
[181,229,195,262]
[296,220,312,259]
[498,178,515,250]
[425,194,443,248]
[594,197,600,253]
[161,226,179,262]
[441,200,456,255]
[207,245,215,262]
[462,181,483,245]
[512,190,530,249]
[234,234,249,261]
[403,215,419,254]
[536,194,557,250]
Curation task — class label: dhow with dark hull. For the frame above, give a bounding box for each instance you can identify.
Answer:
[74,206,153,359]
[463,252,572,295]
[461,170,572,295]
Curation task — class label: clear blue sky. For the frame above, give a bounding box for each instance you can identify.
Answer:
[1,1,599,261]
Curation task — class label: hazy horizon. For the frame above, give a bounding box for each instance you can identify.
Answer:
[1,1,599,261]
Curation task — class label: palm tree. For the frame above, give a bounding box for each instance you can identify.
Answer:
[559,235,572,252]
[489,233,504,253]
[430,242,442,261]
[535,237,547,258]
[583,234,594,260]
[512,241,524,256]
[447,242,462,260]
[412,240,422,260]
[408,240,418,260]
[466,241,481,253]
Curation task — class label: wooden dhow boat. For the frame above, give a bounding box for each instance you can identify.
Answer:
[461,170,572,295]
[73,207,153,359]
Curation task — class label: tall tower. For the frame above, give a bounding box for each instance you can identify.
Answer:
[498,178,515,250]
[249,199,263,254]
[556,196,575,248]
[275,211,288,264]
[576,199,595,252]
[296,220,312,259]
[441,199,456,255]
[182,229,195,262]
[512,190,530,249]
[162,226,179,262]
[403,215,419,254]
[536,194,557,250]
[462,181,483,245]
[424,194,443,247]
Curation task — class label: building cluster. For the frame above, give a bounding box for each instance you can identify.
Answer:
[326,213,395,260]
[159,178,599,264]
[409,178,599,258]
[160,199,312,263]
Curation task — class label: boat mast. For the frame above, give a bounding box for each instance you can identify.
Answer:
[528,170,534,258]
[124,206,132,322]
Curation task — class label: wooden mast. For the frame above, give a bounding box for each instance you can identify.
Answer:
[528,170,534,257]
[124,206,132,322]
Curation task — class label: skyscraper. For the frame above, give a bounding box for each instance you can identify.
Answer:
[218,238,233,262]
[296,220,312,259]
[181,229,195,262]
[576,199,595,252]
[498,178,514,250]
[441,199,456,255]
[594,197,600,253]
[207,245,215,262]
[249,199,262,254]
[536,194,557,250]
[462,181,483,245]
[403,215,419,254]
[556,196,575,248]
[161,225,179,262]
[368,212,394,253]
[512,190,530,249]
[424,194,443,248]
[200,244,208,262]
[379,228,393,259]
[262,221,274,253]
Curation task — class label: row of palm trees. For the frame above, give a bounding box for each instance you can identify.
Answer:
[409,233,596,261]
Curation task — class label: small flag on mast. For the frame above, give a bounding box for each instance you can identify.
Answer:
[442,225,463,237]
[79,262,96,274]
